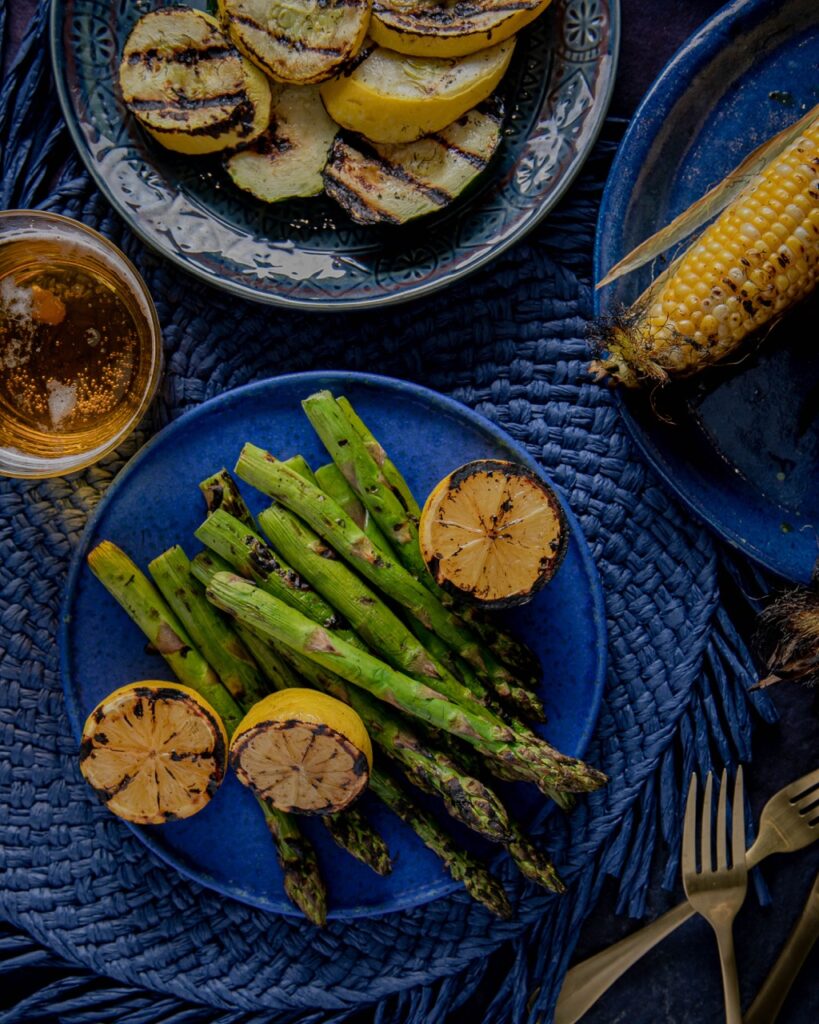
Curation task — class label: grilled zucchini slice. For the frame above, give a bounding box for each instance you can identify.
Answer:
[119,8,271,155]
[226,85,338,202]
[219,0,372,85]
[323,103,502,224]
[320,38,514,143]
[371,0,553,58]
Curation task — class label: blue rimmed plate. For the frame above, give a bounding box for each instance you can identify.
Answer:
[60,372,606,919]
[595,0,819,584]
[51,0,618,310]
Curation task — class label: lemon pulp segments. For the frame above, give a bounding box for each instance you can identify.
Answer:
[419,460,568,608]
[79,682,228,825]
[230,689,372,814]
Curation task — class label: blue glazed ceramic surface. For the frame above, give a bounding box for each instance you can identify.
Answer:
[50,0,618,310]
[60,372,607,919]
[595,0,819,584]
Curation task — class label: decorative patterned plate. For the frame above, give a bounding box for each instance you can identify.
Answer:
[50,0,618,310]
[595,0,819,584]
[60,372,607,919]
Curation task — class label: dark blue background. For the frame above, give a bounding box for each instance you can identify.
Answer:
[3,1,819,1022]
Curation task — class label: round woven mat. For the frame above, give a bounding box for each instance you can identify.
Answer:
[0,5,775,1022]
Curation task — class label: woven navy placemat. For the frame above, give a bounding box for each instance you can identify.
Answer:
[0,4,777,1023]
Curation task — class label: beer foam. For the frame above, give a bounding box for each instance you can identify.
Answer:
[1,276,35,369]
[47,380,77,427]
[0,275,33,320]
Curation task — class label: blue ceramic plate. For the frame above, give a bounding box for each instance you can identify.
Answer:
[595,0,819,585]
[50,0,618,310]
[60,372,607,919]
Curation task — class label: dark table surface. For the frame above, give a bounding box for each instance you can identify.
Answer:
[5,1,819,1022]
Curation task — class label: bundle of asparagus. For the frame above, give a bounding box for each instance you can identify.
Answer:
[86,390,605,921]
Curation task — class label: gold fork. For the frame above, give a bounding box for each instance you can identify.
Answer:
[555,767,819,1024]
[682,768,747,1024]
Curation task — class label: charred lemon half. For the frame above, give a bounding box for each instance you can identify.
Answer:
[79,682,228,825]
[419,460,568,608]
[230,689,372,814]
[371,0,553,58]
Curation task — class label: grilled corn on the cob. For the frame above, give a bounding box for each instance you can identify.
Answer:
[592,107,819,387]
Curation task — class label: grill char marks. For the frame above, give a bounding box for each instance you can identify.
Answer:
[119,6,271,151]
[125,43,239,67]
[324,173,403,226]
[369,0,547,58]
[323,104,502,225]
[352,137,456,206]
[231,14,346,57]
[221,0,373,85]
[128,92,247,113]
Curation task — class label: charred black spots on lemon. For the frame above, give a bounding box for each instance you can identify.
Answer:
[420,459,568,609]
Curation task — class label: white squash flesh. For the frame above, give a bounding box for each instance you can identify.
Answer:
[226,85,338,202]
[323,104,502,224]
[220,0,373,85]
[119,8,271,155]
[320,39,514,143]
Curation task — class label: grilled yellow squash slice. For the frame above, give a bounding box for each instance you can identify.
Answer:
[226,85,338,202]
[219,0,372,85]
[320,38,514,143]
[370,0,552,58]
[119,8,271,155]
[323,103,502,224]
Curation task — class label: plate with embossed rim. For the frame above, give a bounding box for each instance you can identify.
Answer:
[50,0,619,310]
[60,371,607,919]
[594,0,818,584]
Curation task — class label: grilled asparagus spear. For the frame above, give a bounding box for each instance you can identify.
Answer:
[236,617,392,876]
[370,769,512,918]
[206,572,606,794]
[335,394,543,683]
[148,545,269,708]
[86,541,327,924]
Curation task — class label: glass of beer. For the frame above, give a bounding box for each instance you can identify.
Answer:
[0,211,162,478]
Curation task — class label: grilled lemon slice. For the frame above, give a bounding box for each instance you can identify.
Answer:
[419,460,568,608]
[219,0,372,85]
[320,38,514,143]
[226,85,338,202]
[230,689,372,814]
[119,8,271,155]
[371,0,552,58]
[79,682,228,825]
[324,103,502,223]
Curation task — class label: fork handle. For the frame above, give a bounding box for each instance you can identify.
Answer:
[743,890,819,1024]
[554,901,695,1024]
[714,920,742,1024]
